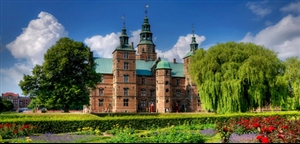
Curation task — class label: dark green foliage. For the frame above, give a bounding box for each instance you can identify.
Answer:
[0,100,14,112]
[189,42,289,114]
[19,37,101,112]
[282,57,300,110]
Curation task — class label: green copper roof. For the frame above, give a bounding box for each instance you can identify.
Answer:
[94,58,113,74]
[115,45,135,50]
[183,51,193,58]
[156,59,171,70]
[94,58,184,77]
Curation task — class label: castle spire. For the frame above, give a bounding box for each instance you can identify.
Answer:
[190,24,198,53]
[116,14,133,50]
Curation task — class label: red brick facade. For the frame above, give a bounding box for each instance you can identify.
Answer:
[1,92,31,111]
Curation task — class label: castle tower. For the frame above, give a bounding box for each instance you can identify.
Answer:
[136,4,157,61]
[112,17,137,113]
[155,58,172,113]
[183,24,200,112]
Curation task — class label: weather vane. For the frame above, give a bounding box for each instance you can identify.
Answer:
[192,23,194,36]
[122,14,125,27]
[145,4,149,17]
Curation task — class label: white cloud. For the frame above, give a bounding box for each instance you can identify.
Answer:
[0,63,32,84]
[264,20,273,26]
[157,34,206,63]
[1,11,67,95]
[6,11,68,66]
[84,33,120,58]
[130,29,142,48]
[241,14,300,60]
[85,30,205,63]
[280,1,300,14]
[246,1,271,18]
[84,29,141,58]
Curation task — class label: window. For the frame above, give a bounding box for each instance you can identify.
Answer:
[150,90,155,97]
[150,100,155,104]
[123,99,129,106]
[124,52,128,59]
[124,62,129,70]
[98,88,104,96]
[198,99,201,106]
[166,89,169,93]
[141,89,146,96]
[177,78,180,86]
[124,75,129,83]
[165,81,169,85]
[141,100,146,107]
[101,75,104,83]
[124,88,129,96]
[187,90,190,96]
[147,56,150,60]
[166,99,169,103]
[165,70,169,75]
[176,90,181,97]
[141,77,145,84]
[98,99,104,106]
[142,48,145,52]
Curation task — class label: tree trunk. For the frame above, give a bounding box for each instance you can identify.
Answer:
[64,104,70,113]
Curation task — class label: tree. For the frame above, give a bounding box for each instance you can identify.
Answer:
[189,42,288,114]
[2,100,14,111]
[282,57,300,110]
[19,37,101,112]
[0,98,5,112]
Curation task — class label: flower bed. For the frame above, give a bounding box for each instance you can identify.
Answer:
[216,115,300,143]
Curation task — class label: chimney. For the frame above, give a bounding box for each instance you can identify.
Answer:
[131,42,134,49]
[173,58,176,64]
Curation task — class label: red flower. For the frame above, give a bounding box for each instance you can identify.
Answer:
[223,127,228,132]
[24,124,30,129]
[19,127,23,131]
[278,133,285,139]
[13,129,18,134]
[256,135,263,140]
[267,126,276,132]
[5,123,12,127]
[261,137,270,143]
[282,125,288,129]
[0,124,2,128]
[252,123,260,128]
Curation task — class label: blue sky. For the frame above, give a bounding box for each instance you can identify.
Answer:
[1,0,300,95]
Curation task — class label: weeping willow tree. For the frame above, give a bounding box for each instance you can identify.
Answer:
[189,42,288,114]
[282,57,300,110]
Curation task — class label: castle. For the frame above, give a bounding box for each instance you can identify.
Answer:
[88,10,203,113]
